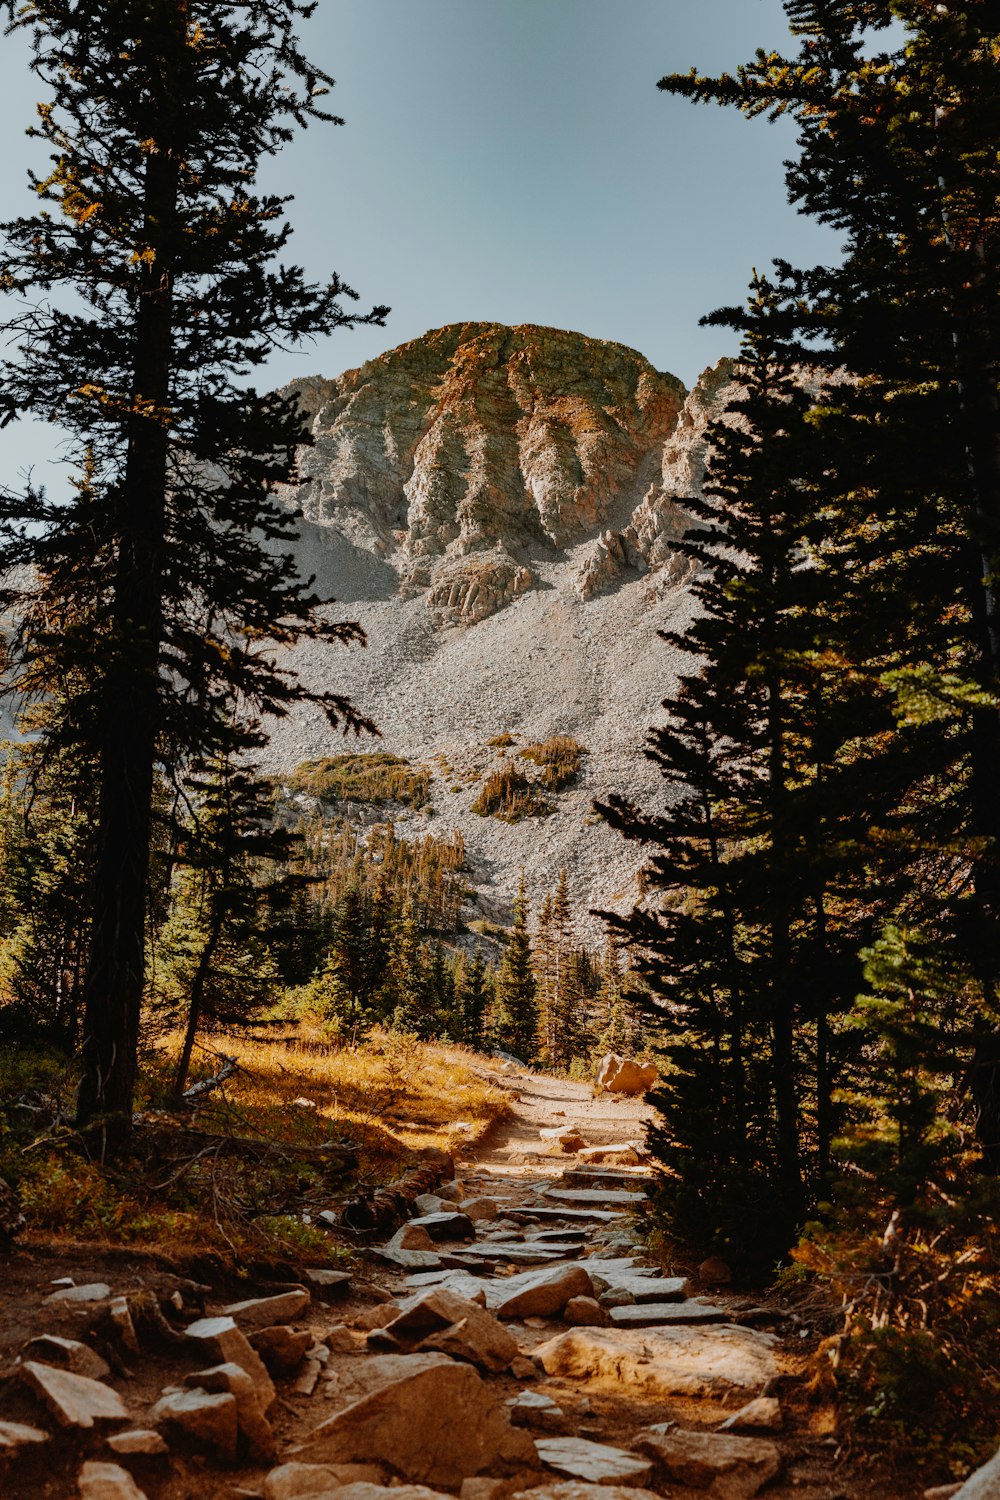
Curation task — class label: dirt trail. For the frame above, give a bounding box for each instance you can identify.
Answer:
[0,1065,917,1500]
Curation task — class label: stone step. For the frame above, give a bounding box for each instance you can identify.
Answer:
[560,1166,651,1189]
[608,1301,730,1327]
[507,1207,627,1225]
[542,1188,646,1207]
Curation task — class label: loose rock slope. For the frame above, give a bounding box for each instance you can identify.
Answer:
[265,325,739,934]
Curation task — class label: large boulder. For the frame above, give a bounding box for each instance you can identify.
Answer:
[368,1288,519,1373]
[634,1427,782,1500]
[953,1445,1000,1498]
[295,1352,534,1487]
[533,1326,778,1398]
[595,1055,657,1096]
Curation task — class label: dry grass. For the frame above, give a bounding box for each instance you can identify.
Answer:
[1,1031,512,1264]
[166,1025,513,1165]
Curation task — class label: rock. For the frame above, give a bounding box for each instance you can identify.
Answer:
[953,1445,1000,1498]
[414,1194,447,1216]
[539,1128,586,1153]
[295,1351,534,1487]
[223,1288,310,1331]
[535,1437,653,1487]
[369,1288,519,1373]
[325,1324,363,1353]
[106,1430,169,1456]
[511,1486,662,1500]
[461,1197,499,1222]
[543,1189,645,1207]
[394,1223,435,1251]
[184,1315,275,1410]
[409,1211,476,1242]
[595,1056,657,1096]
[608,1301,730,1327]
[507,1391,566,1432]
[603,1277,688,1304]
[494,1265,595,1320]
[78,1461,148,1500]
[563,1298,608,1327]
[43,1282,111,1306]
[698,1257,733,1286]
[183,1361,276,1461]
[597,1289,634,1310]
[0,1420,49,1452]
[719,1398,783,1433]
[436,1181,466,1203]
[263,1462,389,1499]
[335,1488,450,1500]
[251,1325,314,1372]
[294,1359,322,1396]
[533,1326,779,1397]
[461,1480,511,1500]
[22,1334,111,1379]
[354,1302,402,1332]
[151,1388,238,1461]
[373,1246,445,1272]
[576,1146,644,1166]
[510,1355,538,1381]
[107,1296,140,1354]
[305,1269,351,1295]
[925,1487,964,1500]
[634,1428,782,1499]
[20,1361,129,1429]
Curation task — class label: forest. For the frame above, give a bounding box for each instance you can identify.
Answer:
[0,0,998,1481]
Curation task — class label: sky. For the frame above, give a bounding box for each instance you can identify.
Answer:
[0,0,843,491]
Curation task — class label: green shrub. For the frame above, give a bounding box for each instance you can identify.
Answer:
[289,753,430,809]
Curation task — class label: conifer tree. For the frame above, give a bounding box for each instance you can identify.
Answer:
[460,948,490,1053]
[492,879,538,1063]
[0,0,386,1150]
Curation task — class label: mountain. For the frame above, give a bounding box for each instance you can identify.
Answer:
[267,323,736,936]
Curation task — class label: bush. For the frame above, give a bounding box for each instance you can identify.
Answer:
[520,735,587,791]
[471,764,549,821]
[289,753,430,809]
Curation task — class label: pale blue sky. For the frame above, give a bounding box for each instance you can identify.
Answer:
[0,0,841,490]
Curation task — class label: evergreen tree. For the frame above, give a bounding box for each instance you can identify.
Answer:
[0,0,386,1152]
[460,947,491,1052]
[492,879,539,1062]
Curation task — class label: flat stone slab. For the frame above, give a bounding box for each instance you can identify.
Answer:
[78,1462,148,1500]
[535,1437,653,1487]
[530,1228,588,1245]
[609,1301,729,1328]
[543,1189,646,1207]
[533,1326,779,1398]
[21,1361,128,1429]
[447,1242,575,1266]
[408,1211,475,1242]
[43,1282,111,1306]
[507,1207,626,1225]
[494,1264,595,1320]
[223,1289,309,1330]
[0,1420,48,1452]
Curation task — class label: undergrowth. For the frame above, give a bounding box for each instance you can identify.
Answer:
[471,762,550,821]
[289,752,431,810]
[520,734,587,790]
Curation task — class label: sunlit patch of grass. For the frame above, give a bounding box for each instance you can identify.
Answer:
[520,734,588,790]
[288,751,430,809]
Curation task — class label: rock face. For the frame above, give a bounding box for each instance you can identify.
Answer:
[595,1055,658,1096]
[283,323,686,620]
[263,326,746,936]
[532,1326,779,1398]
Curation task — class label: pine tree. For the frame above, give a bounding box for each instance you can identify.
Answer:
[492,879,539,1063]
[460,948,491,1052]
[0,0,387,1151]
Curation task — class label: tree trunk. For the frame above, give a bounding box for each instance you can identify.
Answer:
[76,141,179,1156]
[172,903,225,1103]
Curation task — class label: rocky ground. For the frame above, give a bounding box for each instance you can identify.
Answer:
[0,1066,976,1500]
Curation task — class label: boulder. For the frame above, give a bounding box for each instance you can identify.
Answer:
[223,1289,309,1331]
[394,1223,436,1251]
[494,1265,595,1320]
[184,1315,275,1410]
[251,1325,314,1372]
[436,1182,467,1203]
[698,1257,733,1286]
[719,1398,783,1434]
[263,1462,389,1499]
[635,1428,782,1500]
[539,1128,586,1154]
[953,1446,1000,1498]
[369,1288,519,1373]
[0,1420,48,1452]
[576,1146,644,1166]
[183,1361,275,1461]
[535,1437,653,1487]
[150,1389,238,1462]
[22,1335,110,1380]
[107,1297,140,1354]
[597,1276,688,1304]
[20,1362,128,1429]
[563,1298,608,1327]
[595,1056,657,1096]
[106,1430,169,1456]
[533,1326,778,1398]
[413,1194,447,1216]
[305,1269,352,1296]
[295,1351,535,1487]
[78,1462,148,1500]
